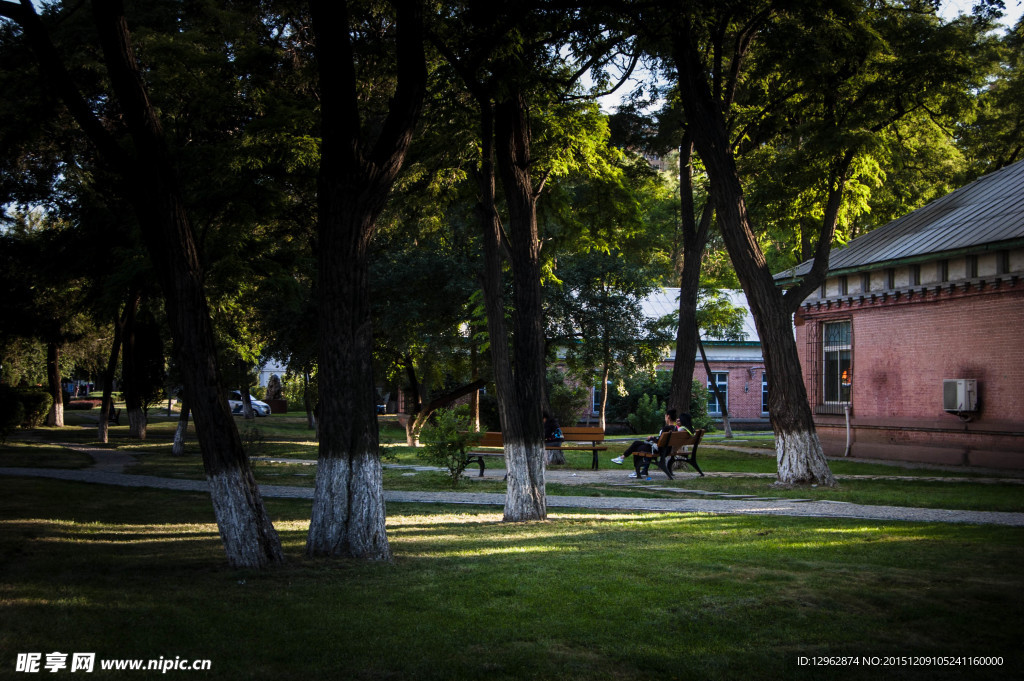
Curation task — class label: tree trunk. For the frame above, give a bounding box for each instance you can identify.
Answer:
[45,341,63,427]
[668,137,713,417]
[121,294,146,440]
[306,0,425,560]
[237,360,254,419]
[698,334,732,438]
[90,0,284,565]
[172,401,190,456]
[1,0,282,566]
[493,91,547,522]
[406,379,487,447]
[99,293,136,443]
[598,362,610,433]
[470,343,481,430]
[303,370,316,431]
[673,26,835,486]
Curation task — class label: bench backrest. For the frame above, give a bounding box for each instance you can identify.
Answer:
[473,431,504,448]
[666,429,704,451]
[560,426,605,443]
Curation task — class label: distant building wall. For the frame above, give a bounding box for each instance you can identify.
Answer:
[796,277,1024,468]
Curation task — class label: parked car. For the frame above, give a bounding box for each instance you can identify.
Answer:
[228,391,271,417]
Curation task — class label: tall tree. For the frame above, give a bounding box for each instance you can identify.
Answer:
[635,0,996,485]
[0,0,284,567]
[306,0,427,560]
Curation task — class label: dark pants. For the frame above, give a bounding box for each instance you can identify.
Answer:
[624,440,654,456]
[633,454,653,477]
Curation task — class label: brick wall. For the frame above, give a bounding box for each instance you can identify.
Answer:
[797,280,1024,468]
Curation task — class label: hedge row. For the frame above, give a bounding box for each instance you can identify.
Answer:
[67,399,103,410]
[0,387,54,440]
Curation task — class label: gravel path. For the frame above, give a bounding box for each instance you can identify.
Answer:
[3,463,1023,527]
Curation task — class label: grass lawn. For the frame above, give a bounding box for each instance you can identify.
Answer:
[1,477,1021,680]
[7,414,1023,513]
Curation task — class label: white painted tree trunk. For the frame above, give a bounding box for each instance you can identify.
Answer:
[503,439,546,521]
[172,405,189,456]
[208,469,285,568]
[307,453,391,560]
[127,407,146,439]
[776,430,836,486]
[46,401,64,428]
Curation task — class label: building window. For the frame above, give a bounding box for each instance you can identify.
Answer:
[997,250,1010,274]
[861,273,871,293]
[822,321,852,407]
[886,268,895,290]
[761,372,769,414]
[939,259,949,282]
[838,275,848,295]
[911,264,921,285]
[966,254,978,278]
[707,372,728,415]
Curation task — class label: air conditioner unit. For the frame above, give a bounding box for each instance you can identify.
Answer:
[943,379,978,412]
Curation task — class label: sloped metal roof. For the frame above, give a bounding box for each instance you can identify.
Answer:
[642,289,759,342]
[774,159,1024,280]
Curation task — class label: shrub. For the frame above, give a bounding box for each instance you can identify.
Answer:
[419,407,481,487]
[0,387,26,442]
[67,399,103,410]
[17,390,53,428]
[627,394,666,434]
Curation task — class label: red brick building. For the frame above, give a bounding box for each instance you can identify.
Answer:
[776,160,1024,468]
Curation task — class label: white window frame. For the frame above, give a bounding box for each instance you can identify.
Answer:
[707,372,728,415]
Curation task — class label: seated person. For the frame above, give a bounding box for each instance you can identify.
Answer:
[543,412,563,446]
[611,409,677,480]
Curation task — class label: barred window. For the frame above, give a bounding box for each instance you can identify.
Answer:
[823,321,852,407]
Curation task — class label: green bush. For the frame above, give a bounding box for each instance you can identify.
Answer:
[0,387,26,442]
[610,374,712,433]
[419,407,481,487]
[627,394,666,434]
[17,390,53,428]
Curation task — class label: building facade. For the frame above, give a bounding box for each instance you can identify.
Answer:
[778,160,1024,468]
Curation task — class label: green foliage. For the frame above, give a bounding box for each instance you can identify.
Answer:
[688,381,714,432]
[626,394,665,434]
[608,373,712,433]
[546,370,590,427]
[419,407,481,487]
[16,389,53,429]
[0,387,26,442]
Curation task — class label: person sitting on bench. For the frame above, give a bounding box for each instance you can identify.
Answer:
[611,409,677,480]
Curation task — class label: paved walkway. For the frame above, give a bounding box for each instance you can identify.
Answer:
[2,443,1023,527]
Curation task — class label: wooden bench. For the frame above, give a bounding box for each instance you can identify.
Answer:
[655,429,706,479]
[465,431,505,477]
[545,426,608,470]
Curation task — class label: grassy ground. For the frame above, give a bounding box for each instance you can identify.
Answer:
[1,477,1021,680]
[5,412,1023,514]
